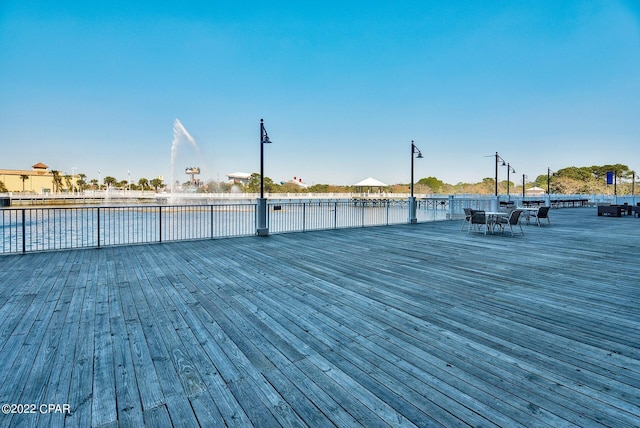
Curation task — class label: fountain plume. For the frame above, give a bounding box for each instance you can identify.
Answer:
[170,119,200,195]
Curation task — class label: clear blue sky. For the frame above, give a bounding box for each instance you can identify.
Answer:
[1,0,639,187]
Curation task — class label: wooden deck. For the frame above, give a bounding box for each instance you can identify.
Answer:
[0,207,638,427]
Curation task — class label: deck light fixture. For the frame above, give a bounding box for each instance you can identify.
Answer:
[547,167,555,196]
[257,118,272,236]
[506,163,516,200]
[409,141,423,224]
[260,119,272,199]
[491,152,507,196]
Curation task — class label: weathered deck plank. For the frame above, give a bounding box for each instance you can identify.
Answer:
[0,207,639,427]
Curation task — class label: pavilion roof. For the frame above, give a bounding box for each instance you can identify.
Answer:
[353,177,387,187]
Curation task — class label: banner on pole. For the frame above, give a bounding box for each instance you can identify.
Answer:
[606,171,613,185]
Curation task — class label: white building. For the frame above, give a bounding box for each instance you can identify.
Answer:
[226,172,252,185]
[282,176,308,189]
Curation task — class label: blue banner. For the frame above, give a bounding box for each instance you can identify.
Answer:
[606,171,613,185]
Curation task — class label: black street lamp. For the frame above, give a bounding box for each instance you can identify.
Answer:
[546,167,554,195]
[409,141,423,224]
[260,118,271,198]
[522,174,527,199]
[493,152,506,196]
[257,118,272,236]
[506,163,516,200]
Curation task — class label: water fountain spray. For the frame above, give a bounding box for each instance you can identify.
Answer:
[170,119,200,195]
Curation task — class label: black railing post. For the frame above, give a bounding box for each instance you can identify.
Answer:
[387,200,390,226]
[22,209,26,254]
[97,207,101,248]
[210,204,214,239]
[302,202,306,232]
[159,206,163,243]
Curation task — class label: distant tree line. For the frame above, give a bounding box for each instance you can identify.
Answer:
[8,163,632,196]
[37,171,167,193]
[204,164,637,195]
[533,164,635,194]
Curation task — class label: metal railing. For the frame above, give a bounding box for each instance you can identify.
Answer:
[1,197,493,254]
[267,199,451,233]
[1,204,256,254]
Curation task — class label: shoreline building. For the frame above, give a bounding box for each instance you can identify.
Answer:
[226,172,252,186]
[282,176,308,189]
[0,162,59,193]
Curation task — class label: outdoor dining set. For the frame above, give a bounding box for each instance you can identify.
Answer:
[463,206,551,236]
[597,202,640,217]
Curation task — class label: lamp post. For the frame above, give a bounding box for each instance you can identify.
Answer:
[632,171,639,205]
[506,163,515,200]
[257,118,272,236]
[409,140,423,224]
[493,152,506,196]
[522,174,527,199]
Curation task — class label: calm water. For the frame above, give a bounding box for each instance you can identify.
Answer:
[0,201,451,253]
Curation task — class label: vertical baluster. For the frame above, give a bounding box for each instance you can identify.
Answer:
[21,209,26,254]
[386,200,390,226]
[302,202,306,232]
[97,207,101,248]
[159,206,163,243]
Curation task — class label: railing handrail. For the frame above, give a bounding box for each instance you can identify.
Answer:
[4,195,601,255]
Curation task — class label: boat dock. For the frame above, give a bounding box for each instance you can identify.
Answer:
[0,208,638,427]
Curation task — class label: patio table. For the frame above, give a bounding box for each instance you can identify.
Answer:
[518,207,540,224]
[484,211,507,233]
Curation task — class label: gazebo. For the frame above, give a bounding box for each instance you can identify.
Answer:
[354,177,388,193]
[526,186,546,196]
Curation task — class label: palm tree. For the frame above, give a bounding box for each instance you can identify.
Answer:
[19,174,29,192]
[76,173,87,192]
[150,178,164,192]
[138,177,150,191]
[51,170,63,193]
[104,176,117,189]
[64,175,72,192]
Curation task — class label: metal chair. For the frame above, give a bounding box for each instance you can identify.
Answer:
[468,210,488,234]
[460,207,473,231]
[496,209,524,236]
[530,206,551,226]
